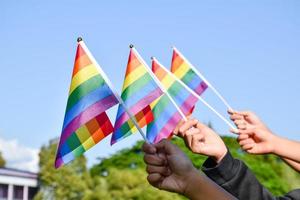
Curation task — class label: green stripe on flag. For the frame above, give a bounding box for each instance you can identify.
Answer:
[181,69,197,84]
[152,95,170,116]
[121,73,151,99]
[167,81,182,98]
[66,75,105,111]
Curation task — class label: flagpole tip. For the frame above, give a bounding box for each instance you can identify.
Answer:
[129,44,134,48]
[77,37,83,42]
[151,56,154,60]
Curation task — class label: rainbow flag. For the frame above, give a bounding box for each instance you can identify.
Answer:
[55,40,119,168]
[111,48,163,145]
[171,48,208,96]
[146,58,198,143]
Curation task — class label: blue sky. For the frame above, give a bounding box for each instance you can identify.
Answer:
[1,1,300,171]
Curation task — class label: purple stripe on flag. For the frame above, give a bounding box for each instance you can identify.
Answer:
[60,95,118,145]
[195,81,208,96]
[180,94,198,115]
[55,157,63,168]
[153,112,182,143]
[114,88,162,129]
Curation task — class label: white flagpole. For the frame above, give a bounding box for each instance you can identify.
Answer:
[78,38,149,143]
[153,57,236,130]
[131,46,187,122]
[173,47,233,111]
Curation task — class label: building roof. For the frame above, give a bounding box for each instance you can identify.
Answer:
[0,167,37,179]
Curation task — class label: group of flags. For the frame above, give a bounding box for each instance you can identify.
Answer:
[55,38,231,168]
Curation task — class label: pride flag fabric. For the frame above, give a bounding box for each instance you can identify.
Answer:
[146,59,198,143]
[111,48,163,145]
[55,41,119,168]
[171,48,208,96]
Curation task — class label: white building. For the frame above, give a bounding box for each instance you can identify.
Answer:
[0,168,38,200]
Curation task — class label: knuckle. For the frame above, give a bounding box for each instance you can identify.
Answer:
[179,127,184,133]
[146,165,151,173]
[143,155,151,163]
[147,175,152,183]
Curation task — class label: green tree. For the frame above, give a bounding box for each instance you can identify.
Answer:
[34,132,300,199]
[85,168,184,200]
[91,136,300,197]
[34,138,93,200]
[0,151,5,167]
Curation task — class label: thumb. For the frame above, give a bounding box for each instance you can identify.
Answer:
[247,147,259,154]
[154,139,178,155]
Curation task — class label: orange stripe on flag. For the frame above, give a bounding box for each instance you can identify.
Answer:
[171,52,184,72]
[92,129,105,143]
[86,118,100,135]
[73,54,93,76]
[125,49,142,76]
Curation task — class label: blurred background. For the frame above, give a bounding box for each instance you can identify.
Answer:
[1,1,300,199]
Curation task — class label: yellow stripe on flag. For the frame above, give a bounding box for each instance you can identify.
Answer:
[122,64,146,91]
[125,119,138,134]
[150,96,162,108]
[161,75,175,90]
[75,125,90,143]
[69,64,99,94]
[173,62,190,79]
[82,137,96,151]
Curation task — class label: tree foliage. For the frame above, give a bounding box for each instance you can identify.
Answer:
[0,151,5,167]
[34,139,93,200]
[91,136,300,197]
[35,135,300,200]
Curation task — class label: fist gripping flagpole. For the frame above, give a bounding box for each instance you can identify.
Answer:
[78,37,149,143]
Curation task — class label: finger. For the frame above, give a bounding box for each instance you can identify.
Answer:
[230,114,243,121]
[237,133,249,142]
[178,119,198,134]
[238,128,254,135]
[146,165,171,176]
[227,109,235,114]
[191,134,204,151]
[144,154,165,166]
[235,110,253,117]
[233,119,246,125]
[241,143,255,151]
[184,134,193,149]
[230,128,240,134]
[247,148,259,154]
[173,119,186,135]
[142,142,157,154]
[195,120,208,130]
[237,124,247,130]
[239,138,254,146]
[147,173,163,187]
[185,128,200,136]
[154,139,178,155]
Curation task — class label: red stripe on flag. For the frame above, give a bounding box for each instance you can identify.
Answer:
[171,49,184,72]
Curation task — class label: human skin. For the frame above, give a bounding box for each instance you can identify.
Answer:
[176,119,228,163]
[142,140,236,200]
[228,110,300,172]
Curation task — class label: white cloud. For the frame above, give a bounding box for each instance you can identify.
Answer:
[0,137,39,173]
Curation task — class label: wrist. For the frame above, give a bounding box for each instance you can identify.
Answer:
[182,168,203,199]
[271,134,284,155]
[213,148,228,164]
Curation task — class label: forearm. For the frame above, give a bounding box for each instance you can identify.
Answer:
[273,136,300,163]
[282,157,300,172]
[184,169,236,200]
[202,151,279,200]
